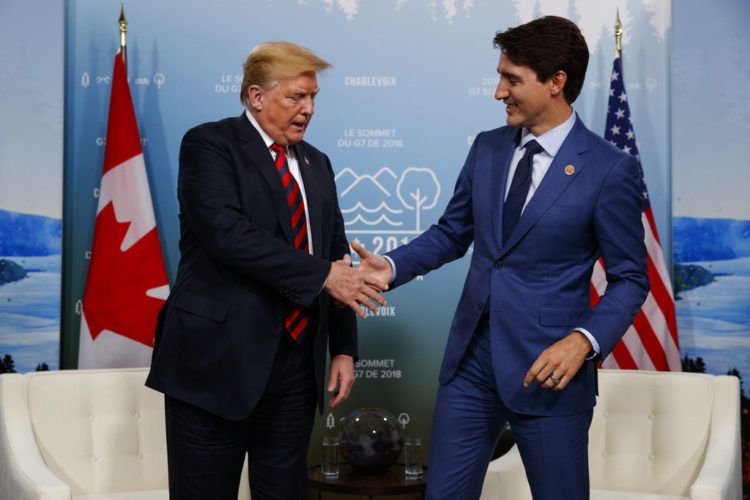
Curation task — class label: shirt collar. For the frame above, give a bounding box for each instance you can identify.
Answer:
[245,109,299,160]
[519,110,577,157]
[245,109,275,150]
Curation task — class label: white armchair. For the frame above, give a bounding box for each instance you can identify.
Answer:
[0,368,250,500]
[481,369,742,500]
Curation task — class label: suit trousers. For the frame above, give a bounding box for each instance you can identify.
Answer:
[425,320,593,500]
[164,333,317,500]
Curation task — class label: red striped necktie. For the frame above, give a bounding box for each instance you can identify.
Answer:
[271,143,310,343]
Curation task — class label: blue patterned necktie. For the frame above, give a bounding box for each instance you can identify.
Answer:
[503,139,543,244]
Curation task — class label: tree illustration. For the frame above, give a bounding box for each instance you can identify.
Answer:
[0,354,16,374]
[681,354,706,373]
[396,168,440,232]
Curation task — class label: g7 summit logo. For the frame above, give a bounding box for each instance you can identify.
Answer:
[335,166,441,253]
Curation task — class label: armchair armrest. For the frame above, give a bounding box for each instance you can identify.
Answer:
[0,374,71,500]
[689,376,742,500]
[480,445,532,500]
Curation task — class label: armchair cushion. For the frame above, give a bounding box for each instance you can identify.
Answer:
[0,368,251,500]
[481,370,741,500]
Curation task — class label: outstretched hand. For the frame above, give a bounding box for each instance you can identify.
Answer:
[351,240,393,285]
[324,254,388,319]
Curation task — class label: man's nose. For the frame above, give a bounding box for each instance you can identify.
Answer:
[301,96,314,115]
[495,83,509,101]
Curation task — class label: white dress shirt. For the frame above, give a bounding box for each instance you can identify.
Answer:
[386,110,599,356]
[505,111,599,356]
[246,109,314,254]
[504,110,576,208]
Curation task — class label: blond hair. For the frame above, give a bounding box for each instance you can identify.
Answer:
[240,41,331,107]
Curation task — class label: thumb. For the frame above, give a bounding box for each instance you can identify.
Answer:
[327,373,338,392]
[342,253,352,266]
[350,239,371,259]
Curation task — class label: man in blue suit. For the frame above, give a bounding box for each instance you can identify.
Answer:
[354,16,649,499]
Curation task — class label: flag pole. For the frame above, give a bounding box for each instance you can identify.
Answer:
[119,4,127,67]
[614,9,623,61]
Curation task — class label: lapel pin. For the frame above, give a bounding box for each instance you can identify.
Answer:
[304,156,310,166]
[564,164,575,176]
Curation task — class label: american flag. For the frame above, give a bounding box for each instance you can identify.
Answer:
[590,53,682,371]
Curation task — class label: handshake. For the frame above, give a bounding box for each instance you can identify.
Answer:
[323,240,393,319]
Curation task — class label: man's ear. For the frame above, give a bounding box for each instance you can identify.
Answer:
[549,70,568,97]
[247,85,264,112]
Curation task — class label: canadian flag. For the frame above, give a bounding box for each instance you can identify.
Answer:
[78,51,169,368]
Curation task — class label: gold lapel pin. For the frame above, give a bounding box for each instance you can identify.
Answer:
[564,164,575,176]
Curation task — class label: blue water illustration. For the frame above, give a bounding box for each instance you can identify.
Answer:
[0,255,61,372]
[676,256,750,383]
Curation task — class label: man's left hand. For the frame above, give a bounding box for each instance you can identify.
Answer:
[327,354,355,408]
[523,331,592,391]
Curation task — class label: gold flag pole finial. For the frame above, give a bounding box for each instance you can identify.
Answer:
[119,4,128,67]
[614,9,623,57]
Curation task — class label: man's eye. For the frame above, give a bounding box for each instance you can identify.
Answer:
[288,95,302,103]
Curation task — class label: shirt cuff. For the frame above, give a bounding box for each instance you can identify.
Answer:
[573,327,600,360]
[382,255,396,283]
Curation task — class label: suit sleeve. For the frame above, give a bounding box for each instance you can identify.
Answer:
[578,153,649,357]
[384,132,480,288]
[178,125,331,307]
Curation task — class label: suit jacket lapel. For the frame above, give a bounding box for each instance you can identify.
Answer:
[500,117,589,256]
[234,114,295,245]
[490,129,519,253]
[292,144,324,258]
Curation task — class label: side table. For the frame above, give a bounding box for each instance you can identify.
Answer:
[309,464,426,500]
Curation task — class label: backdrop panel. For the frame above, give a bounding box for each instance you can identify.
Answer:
[63,0,671,461]
[0,0,64,373]
[672,0,749,404]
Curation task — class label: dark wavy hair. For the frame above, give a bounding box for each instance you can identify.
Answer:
[493,16,589,104]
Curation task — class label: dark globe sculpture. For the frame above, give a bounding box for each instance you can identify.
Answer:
[340,408,403,471]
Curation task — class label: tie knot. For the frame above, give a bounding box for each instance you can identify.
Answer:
[523,139,543,156]
[270,143,285,155]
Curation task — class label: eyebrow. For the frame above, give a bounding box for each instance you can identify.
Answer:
[288,88,320,96]
[498,70,521,80]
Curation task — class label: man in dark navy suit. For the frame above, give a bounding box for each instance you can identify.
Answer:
[146,41,387,500]
[354,17,649,499]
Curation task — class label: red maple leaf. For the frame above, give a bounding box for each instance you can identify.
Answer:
[82,202,168,347]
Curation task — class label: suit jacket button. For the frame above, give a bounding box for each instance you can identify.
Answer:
[494,261,503,269]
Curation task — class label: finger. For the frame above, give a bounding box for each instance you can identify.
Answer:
[536,364,556,385]
[341,253,352,266]
[523,357,547,387]
[546,372,562,390]
[523,368,536,388]
[329,390,345,408]
[349,301,366,319]
[362,286,387,306]
[350,239,372,259]
[338,376,354,401]
[553,374,569,391]
[327,373,338,393]
[357,295,379,313]
[361,273,388,292]
[328,383,344,408]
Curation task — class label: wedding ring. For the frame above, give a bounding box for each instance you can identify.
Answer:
[549,374,561,384]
